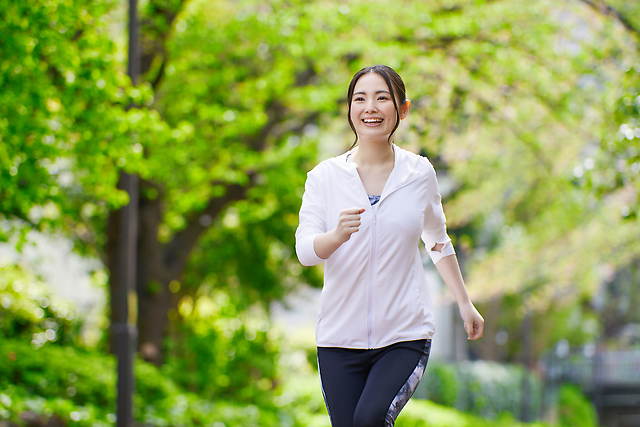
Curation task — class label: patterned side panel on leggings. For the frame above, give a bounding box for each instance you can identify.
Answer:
[384,340,431,426]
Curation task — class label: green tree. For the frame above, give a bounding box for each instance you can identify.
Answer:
[0,0,139,242]
[443,0,640,360]
[3,0,639,377]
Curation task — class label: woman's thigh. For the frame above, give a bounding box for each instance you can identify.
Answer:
[318,340,431,427]
[317,347,371,427]
[354,340,431,427]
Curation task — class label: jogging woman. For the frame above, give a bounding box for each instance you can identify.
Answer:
[295,64,484,427]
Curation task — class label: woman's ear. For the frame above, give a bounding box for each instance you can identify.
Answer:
[400,99,411,120]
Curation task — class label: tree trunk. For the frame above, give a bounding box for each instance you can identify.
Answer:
[106,179,174,365]
[105,176,253,365]
[135,191,173,365]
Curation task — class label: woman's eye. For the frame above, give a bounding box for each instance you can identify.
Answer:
[378,96,388,101]
[354,97,365,102]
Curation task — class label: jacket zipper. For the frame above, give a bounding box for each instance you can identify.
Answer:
[364,179,416,349]
[367,209,377,349]
[352,157,419,349]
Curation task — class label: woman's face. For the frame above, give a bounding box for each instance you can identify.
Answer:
[349,72,406,142]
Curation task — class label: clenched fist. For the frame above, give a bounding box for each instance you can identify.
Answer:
[335,207,366,243]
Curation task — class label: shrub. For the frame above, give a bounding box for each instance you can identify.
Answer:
[0,264,83,347]
[418,360,542,421]
[0,337,292,427]
[417,362,458,407]
[557,384,598,427]
[396,399,553,427]
[163,290,281,406]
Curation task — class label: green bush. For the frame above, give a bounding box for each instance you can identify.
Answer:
[418,360,542,421]
[557,384,598,427]
[417,362,458,407]
[0,264,83,347]
[396,399,553,427]
[0,339,115,408]
[0,265,290,425]
[163,290,280,406]
[0,337,293,427]
[0,334,565,427]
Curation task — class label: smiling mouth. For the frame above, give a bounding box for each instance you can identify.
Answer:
[362,118,383,124]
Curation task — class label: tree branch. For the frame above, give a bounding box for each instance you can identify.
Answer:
[578,0,640,37]
[162,174,256,277]
[395,34,476,50]
[159,57,322,277]
[140,0,188,86]
[245,100,286,151]
[244,62,320,150]
[151,55,167,91]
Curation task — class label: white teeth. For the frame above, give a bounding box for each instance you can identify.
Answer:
[363,118,382,123]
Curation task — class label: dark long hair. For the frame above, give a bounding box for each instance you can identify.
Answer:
[347,65,407,149]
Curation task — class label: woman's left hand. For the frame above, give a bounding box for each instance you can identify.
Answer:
[459,301,484,340]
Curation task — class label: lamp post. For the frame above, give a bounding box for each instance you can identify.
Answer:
[112,1,139,426]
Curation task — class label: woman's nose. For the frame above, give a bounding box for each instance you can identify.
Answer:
[365,103,378,113]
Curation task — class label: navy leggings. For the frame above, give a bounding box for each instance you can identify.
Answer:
[317,339,431,427]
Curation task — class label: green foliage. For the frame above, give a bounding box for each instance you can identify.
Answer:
[475,295,601,363]
[183,141,323,308]
[0,339,115,409]
[0,264,82,347]
[453,0,640,314]
[164,289,280,405]
[275,364,329,427]
[0,0,142,240]
[2,4,640,426]
[0,337,289,427]
[8,0,635,304]
[557,384,598,427]
[420,362,458,407]
[418,360,542,421]
[0,331,557,427]
[396,399,552,427]
[148,0,640,359]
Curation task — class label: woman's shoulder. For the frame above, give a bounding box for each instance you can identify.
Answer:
[396,145,436,174]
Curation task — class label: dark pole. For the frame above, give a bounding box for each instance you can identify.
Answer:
[128,0,140,86]
[113,1,139,426]
[114,172,138,427]
[520,308,533,422]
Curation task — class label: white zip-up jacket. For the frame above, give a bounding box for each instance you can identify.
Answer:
[295,144,455,349]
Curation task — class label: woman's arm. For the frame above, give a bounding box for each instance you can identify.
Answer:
[435,254,484,340]
[313,207,365,259]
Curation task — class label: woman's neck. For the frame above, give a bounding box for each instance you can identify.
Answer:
[351,139,395,167]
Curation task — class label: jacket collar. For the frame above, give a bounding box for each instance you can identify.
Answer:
[332,144,423,198]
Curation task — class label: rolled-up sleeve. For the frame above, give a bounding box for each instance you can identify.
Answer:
[421,162,455,264]
[295,169,327,266]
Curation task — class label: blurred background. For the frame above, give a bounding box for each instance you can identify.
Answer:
[1,0,639,426]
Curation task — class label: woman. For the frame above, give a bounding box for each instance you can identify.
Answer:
[295,65,484,427]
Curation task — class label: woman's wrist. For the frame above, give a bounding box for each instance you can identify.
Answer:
[457,298,473,309]
[315,229,347,259]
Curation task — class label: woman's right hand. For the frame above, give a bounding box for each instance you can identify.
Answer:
[335,207,366,243]
[313,207,366,259]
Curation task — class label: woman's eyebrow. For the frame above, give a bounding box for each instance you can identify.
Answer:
[353,90,391,95]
